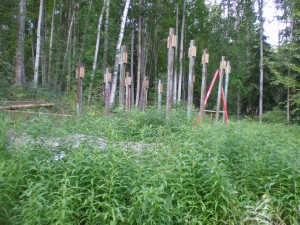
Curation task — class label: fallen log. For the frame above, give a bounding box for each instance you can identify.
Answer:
[1,101,46,105]
[0,103,54,110]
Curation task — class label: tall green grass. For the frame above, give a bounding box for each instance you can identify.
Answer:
[0,109,299,224]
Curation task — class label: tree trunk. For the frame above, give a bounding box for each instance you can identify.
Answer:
[79,0,93,59]
[33,0,44,87]
[109,0,131,107]
[48,0,56,83]
[130,20,135,106]
[173,2,179,103]
[87,1,106,106]
[41,6,47,85]
[258,0,264,122]
[15,0,26,84]
[135,0,142,107]
[103,0,110,75]
[177,0,186,101]
[63,6,75,92]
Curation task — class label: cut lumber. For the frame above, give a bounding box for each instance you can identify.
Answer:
[1,101,46,105]
[7,110,72,117]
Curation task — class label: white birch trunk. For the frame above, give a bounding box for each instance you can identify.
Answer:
[173,2,179,103]
[177,0,186,101]
[87,1,106,106]
[103,0,110,75]
[33,0,43,87]
[258,0,264,122]
[109,0,131,107]
[135,0,142,107]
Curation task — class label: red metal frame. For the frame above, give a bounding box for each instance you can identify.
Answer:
[195,70,228,125]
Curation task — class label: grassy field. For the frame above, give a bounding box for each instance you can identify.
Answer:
[0,108,299,224]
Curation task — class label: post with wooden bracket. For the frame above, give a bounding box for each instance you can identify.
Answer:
[119,45,127,108]
[76,61,85,115]
[216,56,226,122]
[141,77,149,111]
[187,40,196,118]
[166,28,176,119]
[158,80,163,110]
[223,61,231,121]
[125,72,132,112]
[199,48,209,120]
[104,68,111,115]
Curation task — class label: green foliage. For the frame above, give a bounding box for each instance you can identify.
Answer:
[262,108,287,123]
[0,110,300,224]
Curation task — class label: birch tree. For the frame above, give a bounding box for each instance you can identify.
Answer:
[177,0,186,101]
[15,0,26,84]
[135,0,142,107]
[258,0,264,122]
[103,0,110,75]
[48,0,56,83]
[87,0,106,106]
[109,0,131,107]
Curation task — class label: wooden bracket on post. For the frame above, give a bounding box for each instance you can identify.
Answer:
[188,46,197,58]
[103,73,112,83]
[77,61,84,115]
[167,35,177,48]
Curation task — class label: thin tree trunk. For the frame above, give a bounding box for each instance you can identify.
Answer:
[48,0,56,83]
[236,1,241,119]
[130,20,135,106]
[87,1,106,106]
[173,2,179,103]
[63,6,75,92]
[177,0,186,101]
[135,0,142,107]
[41,6,47,85]
[103,0,110,75]
[109,0,131,107]
[33,0,43,86]
[79,0,93,59]
[258,0,264,122]
[16,0,26,84]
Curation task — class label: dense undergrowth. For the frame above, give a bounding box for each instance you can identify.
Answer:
[0,108,299,224]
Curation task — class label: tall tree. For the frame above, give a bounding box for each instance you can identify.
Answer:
[87,0,106,106]
[177,0,186,102]
[103,0,110,75]
[135,0,142,107]
[109,0,131,107]
[15,0,26,84]
[33,0,44,86]
[48,0,56,83]
[258,0,264,121]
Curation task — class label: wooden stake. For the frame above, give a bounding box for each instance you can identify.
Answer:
[77,61,84,115]
[158,79,162,109]
[141,77,149,111]
[223,61,230,121]
[125,72,131,112]
[215,56,225,122]
[187,40,196,118]
[105,68,110,115]
[119,45,127,107]
[199,48,209,121]
[166,28,175,119]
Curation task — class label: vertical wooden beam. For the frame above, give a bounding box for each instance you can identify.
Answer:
[187,40,196,118]
[104,68,111,115]
[223,61,231,120]
[200,48,209,120]
[77,61,84,116]
[141,76,149,111]
[166,28,175,119]
[158,79,162,109]
[216,56,225,122]
[119,45,127,107]
[125,72,131,112]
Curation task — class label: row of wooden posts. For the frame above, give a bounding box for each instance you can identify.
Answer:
[76,27,231,123]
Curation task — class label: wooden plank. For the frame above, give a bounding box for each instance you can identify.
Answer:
[7,110,72,117]
[215,56,225,122]
[187,40,196,118]
[199,48,209,121]
[158,80,162,109]
[1,101,46,105]
[166,28,175,119]
[0,103,54,110]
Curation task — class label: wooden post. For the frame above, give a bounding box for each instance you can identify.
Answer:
[141,77,149,111]
[104,68,111,115]
[119,45,127,107]
[200,48,209,120]
[216,56,225,122]
[223,61,231,121]
[76,61,84,115]
[187,40,196,117]
[125,72,131,112]
[158,80,162,109]
[166,28,175,119]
